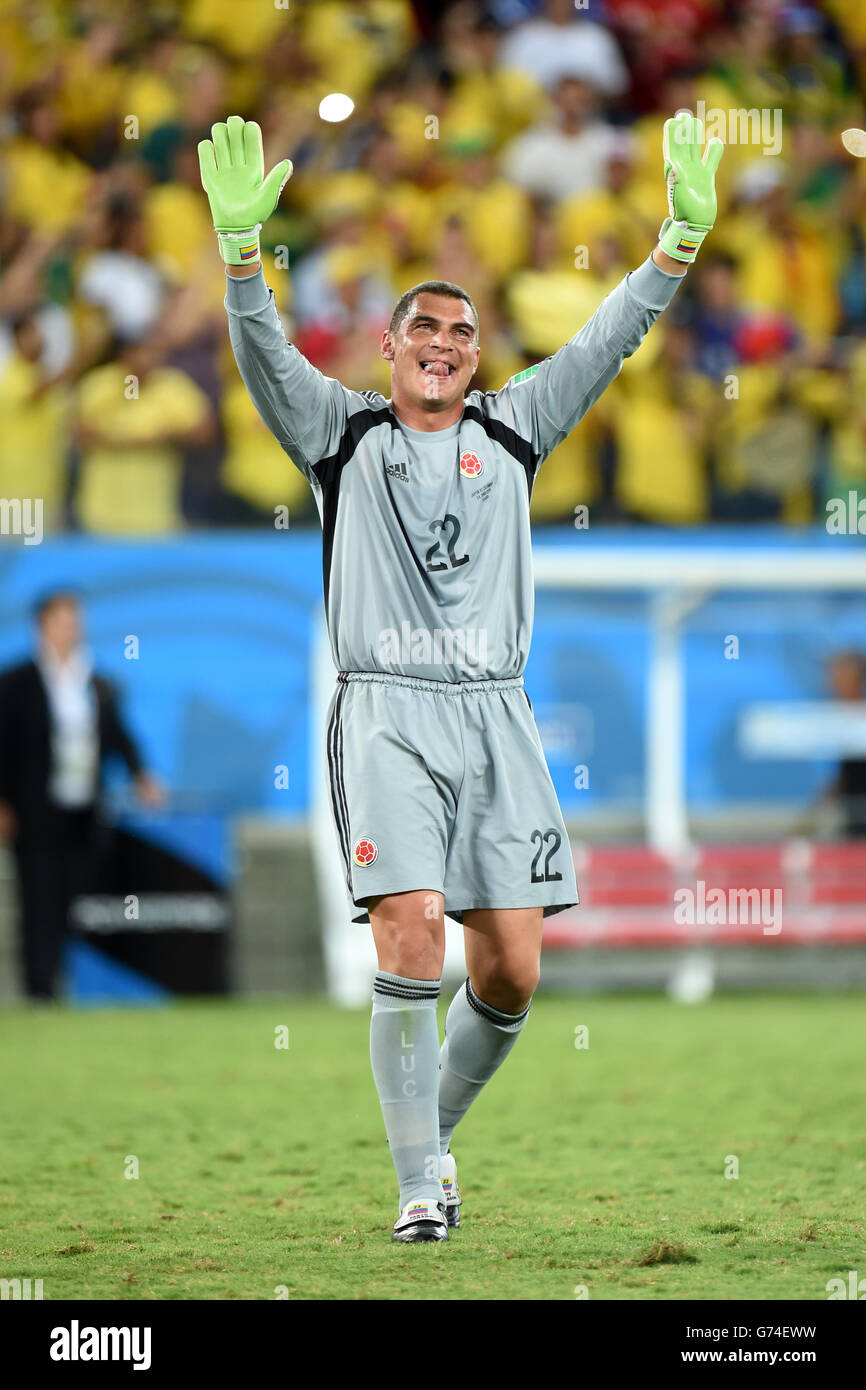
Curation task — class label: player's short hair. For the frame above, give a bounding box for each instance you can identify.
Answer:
[389,281,478,337]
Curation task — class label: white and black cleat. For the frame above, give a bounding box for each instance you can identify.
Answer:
[440,1151,462,1229]
[391,1197,449,1243]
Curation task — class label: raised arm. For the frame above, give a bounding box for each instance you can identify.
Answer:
[488,112,724,466]
[198,114,292,273]
[199,116,349,476]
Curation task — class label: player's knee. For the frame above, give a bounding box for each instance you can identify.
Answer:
[368,892,445,979]
[472,961,539,1015]
[377,929,443,980]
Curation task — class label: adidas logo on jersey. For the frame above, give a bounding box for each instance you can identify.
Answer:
[384,462,410,482]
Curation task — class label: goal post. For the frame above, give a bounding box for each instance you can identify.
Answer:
[310,541,866,1005]
[530,543,866,856]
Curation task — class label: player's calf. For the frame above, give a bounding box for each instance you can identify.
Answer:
[368,894,448,1239]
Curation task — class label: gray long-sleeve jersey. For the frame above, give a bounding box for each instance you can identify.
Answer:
[225,257,682,682]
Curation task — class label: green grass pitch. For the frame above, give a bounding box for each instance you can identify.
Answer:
[1,992,863,1301]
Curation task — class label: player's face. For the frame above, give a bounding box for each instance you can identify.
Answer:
[382,293,480,411]
[39,600,83,659]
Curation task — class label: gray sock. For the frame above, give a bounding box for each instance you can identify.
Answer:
[370,970,443,1210]
[438,977,531,1157]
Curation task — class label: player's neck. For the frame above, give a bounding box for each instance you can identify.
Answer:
[390,397,465,433]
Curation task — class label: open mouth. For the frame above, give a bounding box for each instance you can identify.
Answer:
[419,360,455,378]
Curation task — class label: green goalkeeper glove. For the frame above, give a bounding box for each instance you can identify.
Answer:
[658,111,724,264]
[198,115,293,266]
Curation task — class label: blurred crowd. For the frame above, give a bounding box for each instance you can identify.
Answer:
[1,0,866,531]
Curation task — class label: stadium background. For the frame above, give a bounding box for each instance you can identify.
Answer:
[1,0,866,1005]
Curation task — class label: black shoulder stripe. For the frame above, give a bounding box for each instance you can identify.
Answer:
[314,405,395,620]
[312,405,394,489]
[461,402,538,495]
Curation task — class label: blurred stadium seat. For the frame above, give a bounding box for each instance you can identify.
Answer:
[545,840,866,949]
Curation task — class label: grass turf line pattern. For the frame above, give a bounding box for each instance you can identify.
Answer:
[0,995,863,1301]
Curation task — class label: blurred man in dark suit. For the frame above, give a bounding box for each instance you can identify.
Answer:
[826,650,866,838]
[0,590,164,999]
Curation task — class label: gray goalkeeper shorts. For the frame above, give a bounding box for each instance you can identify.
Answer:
[324,670,579,924]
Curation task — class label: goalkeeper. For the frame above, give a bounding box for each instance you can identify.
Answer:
[199,112,723,1243]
